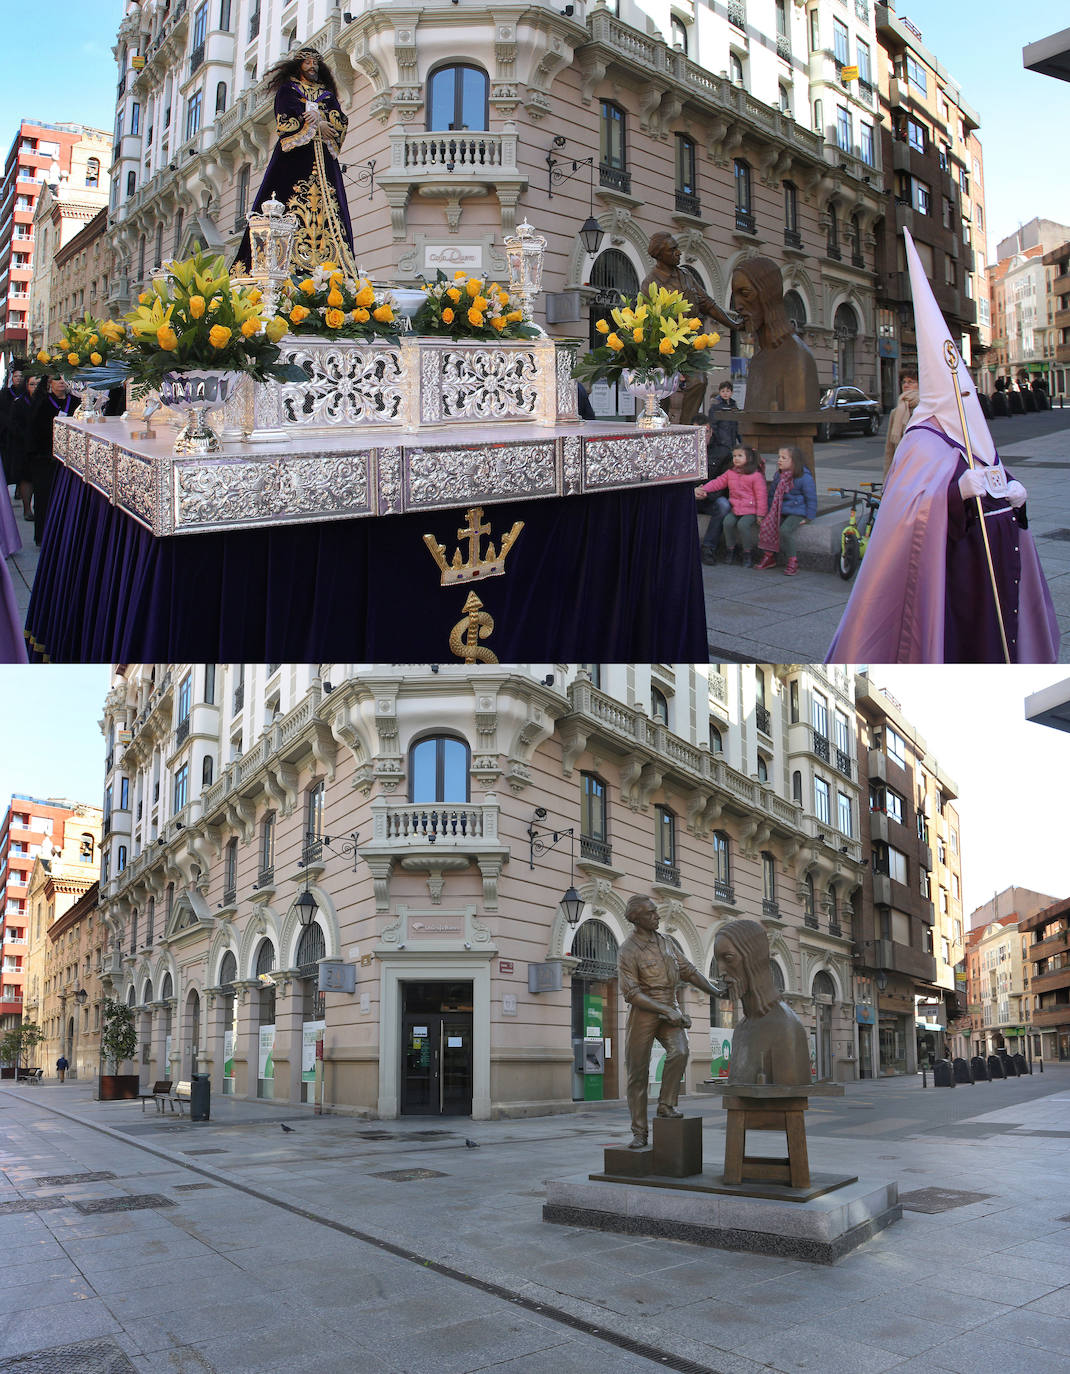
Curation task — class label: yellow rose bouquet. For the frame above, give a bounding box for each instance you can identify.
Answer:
[410,270,539,341]
[572,283,719,389]
[278,263,400,342]
[122,250,297,392]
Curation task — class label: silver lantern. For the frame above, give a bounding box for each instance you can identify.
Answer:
[504,219,547,326]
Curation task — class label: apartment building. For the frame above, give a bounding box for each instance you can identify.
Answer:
[107,0,889,410]
[94,663,872,1117]
[1042,239,1070,397]
[1020,895,1070,1063]
[0,796,101,1031]
[852,677,961,1076]
[26,181,110,354]
[0,120,111,362]
[38,883,106,1080]
[873,2,983,406]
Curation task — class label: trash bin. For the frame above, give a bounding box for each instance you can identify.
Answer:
[190,1073,211,1122]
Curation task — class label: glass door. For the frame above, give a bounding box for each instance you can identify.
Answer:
[402,1013,473,1115]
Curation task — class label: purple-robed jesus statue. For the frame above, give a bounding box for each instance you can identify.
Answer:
[233,47,356,276]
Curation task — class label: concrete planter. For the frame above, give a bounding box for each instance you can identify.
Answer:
[98,1073,140,1101]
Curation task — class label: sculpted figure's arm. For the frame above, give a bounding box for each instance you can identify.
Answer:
[619,946,684,1024]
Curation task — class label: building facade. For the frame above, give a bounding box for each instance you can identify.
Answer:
[96,663,877,1117]
[0,796,101,1031]
[27,185,110,354]
[852,677,961,1076]
[108,0,898,414]
[0,121,111,362]
[1021,895,1070,1063]
[38,883,106,1081]
[872,2,983,407]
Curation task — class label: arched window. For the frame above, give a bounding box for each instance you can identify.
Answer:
[215,81,228,115]
[710,724,723,753]
[757,756,768,783]
[589,248,638,332]
[80,833,95,861]
[813,98,823,135]
[86,157,100,188]
[813,969,836,999]
[296,922,326,971]
[410,737,469,803]
[834,303,859,385]
[771,960,786,994]
[779,83,791,114]
[599,101,628,191]
[219,950,237,986]
[128,170,137,197]
[143,979,153,1004]
[202,754,213,787]
[783,289,807,332]
[117,844,127,873]
[569,919,619,981]
[161,972,173,1000]
[127,984,136,1007]
[730,52,744,85]
[651,687,669,725]
[709,942,736,1029]
[670,15,688,53]
[713,831,731,901]
[427,63,488,131]
[792,769,803,805]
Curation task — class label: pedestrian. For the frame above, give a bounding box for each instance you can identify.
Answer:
[706,380,740,477]
[882,369,918,480]
[25,376,80,546]
[693,413,731,565]
[694,444,767,567]
[990,377,1009,418]
[0,363,25,487]
[8,375,40,520]
[56,1055,68,1082]
[755,445,816,575]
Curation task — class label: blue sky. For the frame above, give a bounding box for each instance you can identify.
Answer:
[2,2,1067,258]
[0,666,111,814]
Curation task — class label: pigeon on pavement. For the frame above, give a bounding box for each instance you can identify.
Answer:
[465,1138,479,1148]
[280,1123,296,1133]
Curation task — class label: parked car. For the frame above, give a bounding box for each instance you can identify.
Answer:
[816,386,883,441]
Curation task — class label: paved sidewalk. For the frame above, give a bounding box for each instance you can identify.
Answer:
[2,1068,1070,1373]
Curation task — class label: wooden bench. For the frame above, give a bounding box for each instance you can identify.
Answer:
[139,1079,173,1113]
[170,1081,192,1115]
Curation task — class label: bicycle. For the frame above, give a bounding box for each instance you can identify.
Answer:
[828,483,883,579]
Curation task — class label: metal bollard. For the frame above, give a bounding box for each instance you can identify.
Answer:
[921,1067,927,1088]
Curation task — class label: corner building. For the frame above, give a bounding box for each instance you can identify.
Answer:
[99,664,875,1118]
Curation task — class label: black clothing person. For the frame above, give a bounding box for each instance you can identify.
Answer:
[25,379,80,545]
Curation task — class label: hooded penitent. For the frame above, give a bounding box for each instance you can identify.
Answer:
[827,230,1058,664]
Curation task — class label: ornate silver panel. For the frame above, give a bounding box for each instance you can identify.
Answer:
[405,440,558,510]
[376,446,403,515]
[556,347,580,421]
[114,448,159,532]
[582,431,705,490]
[54,423,71,460]
[277,342,405,427]
[173,452,373,532]
[62,423,88,477]
[562,434,582,496]
[85,436,114,497]
[421,346,542,424]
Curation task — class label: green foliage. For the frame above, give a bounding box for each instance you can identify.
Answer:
[571,282,719,388]
[100,999,138,1072]
[0,1022,43,1068]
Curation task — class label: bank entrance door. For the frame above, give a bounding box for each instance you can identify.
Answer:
[401,981,473,1115]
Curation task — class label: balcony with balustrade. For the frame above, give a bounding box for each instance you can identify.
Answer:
[378,125,527,237]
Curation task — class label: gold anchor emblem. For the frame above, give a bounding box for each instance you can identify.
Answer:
[448,591,499,664]
[423,506,524,586]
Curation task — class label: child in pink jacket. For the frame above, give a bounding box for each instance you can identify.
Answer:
[694,445,768,567]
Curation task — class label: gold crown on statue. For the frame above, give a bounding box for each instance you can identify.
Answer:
[423,506,524,586]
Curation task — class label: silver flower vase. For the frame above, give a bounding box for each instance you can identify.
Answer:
[622,367,680,429]
[160,370,239,453]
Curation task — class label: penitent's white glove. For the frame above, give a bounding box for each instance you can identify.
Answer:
[1004,479,1027,508]
[958,468,987,500]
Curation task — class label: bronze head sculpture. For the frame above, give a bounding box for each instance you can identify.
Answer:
[714,918,812,1086]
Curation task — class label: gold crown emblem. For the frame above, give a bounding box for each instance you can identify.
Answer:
[423,506,524,586]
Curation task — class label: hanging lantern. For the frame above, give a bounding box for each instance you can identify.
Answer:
[503,219,547,325]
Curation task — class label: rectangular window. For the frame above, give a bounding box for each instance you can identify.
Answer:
[783,180,798,234]
[581,774,607,843]
[860,123,874,166]
[814,777,830,825]
[714,833,730,884]
[173,764,189,812]
[837,791,852,836]
[177,672,192,722]
[833,17,849,65]
[905,54,928,94]
[260,812,275,875]
[185,91,202,140]
[204,664,216,705]
[306,782,325,849]
[856,39,871,86]
[675,133,696,203]
[130,102,141,136]
[837,106,851,153]
[888,846,908,884]
[914,178,931,215]
[599,102,626,171]
[812,690,828,738]
[655,806,675,866]
[809,10,820,52]
[193,1,208,48]
[120,777,130,812]
[834,711,850,755]
[885,789,904,824]
[952,873,960,900]
[886,727,906,764]
[908,117,926,152]
[762,852,776,902]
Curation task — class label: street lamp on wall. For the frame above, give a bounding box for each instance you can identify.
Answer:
[546,134,605,257]
[294,888,319,929]
[527,806,584,926]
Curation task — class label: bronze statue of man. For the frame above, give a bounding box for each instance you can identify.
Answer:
[714,918,811,1085]
[640,233,742,425]
[619,894,722,1148]
[730,257,819,415]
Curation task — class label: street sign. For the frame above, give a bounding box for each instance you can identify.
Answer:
[317,960,356,993]
[840,65,859,81]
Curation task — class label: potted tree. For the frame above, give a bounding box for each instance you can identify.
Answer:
[98,999,140,1100]
[0,1023,43,1080]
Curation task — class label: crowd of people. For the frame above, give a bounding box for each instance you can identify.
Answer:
[1,361,82,551]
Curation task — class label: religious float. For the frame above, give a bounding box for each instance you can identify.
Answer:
[26,208,707,664]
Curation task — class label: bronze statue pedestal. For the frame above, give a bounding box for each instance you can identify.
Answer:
[737,410,825,478]
[708,1083,840,1190]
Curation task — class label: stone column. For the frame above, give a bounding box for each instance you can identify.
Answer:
[233,980,260,1098]
[273,974,305,1106]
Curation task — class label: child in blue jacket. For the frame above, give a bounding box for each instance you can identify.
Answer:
[755,446,817,575]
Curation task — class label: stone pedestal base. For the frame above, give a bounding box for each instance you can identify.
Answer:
[544,1173,901,1264]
